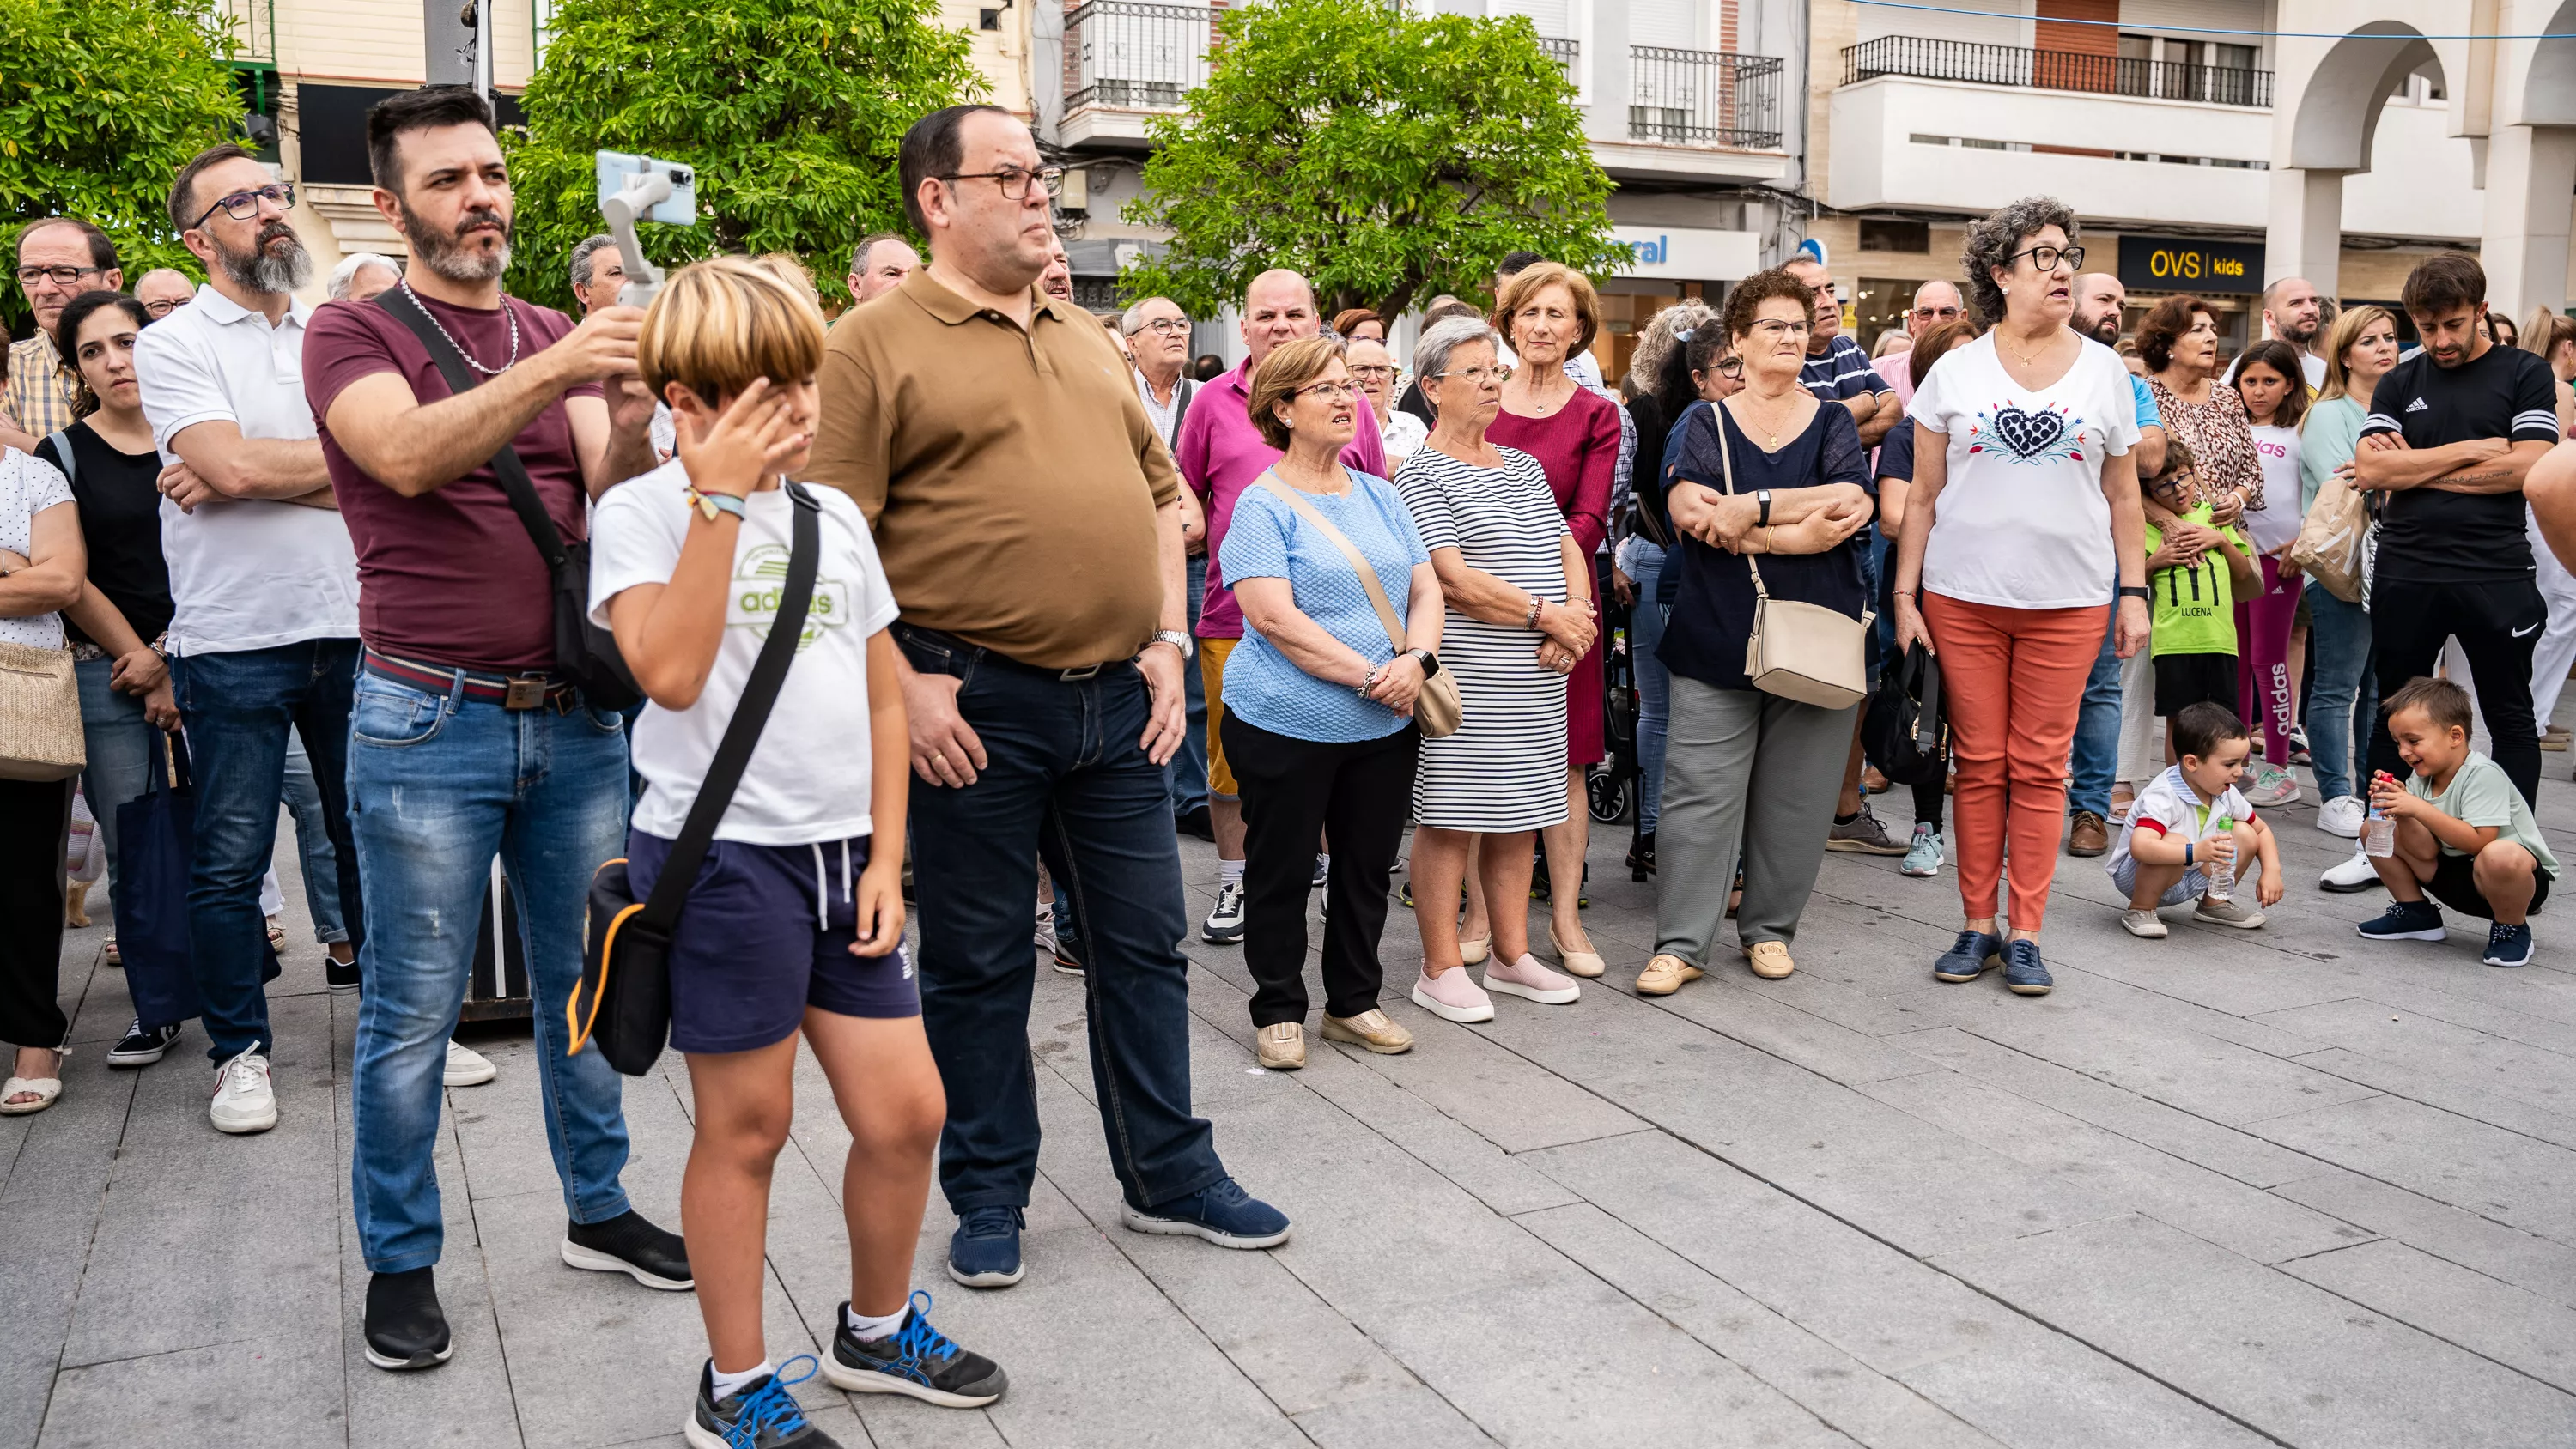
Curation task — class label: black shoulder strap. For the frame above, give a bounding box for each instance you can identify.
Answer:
[635,482,823,929]
[375,287,570,569]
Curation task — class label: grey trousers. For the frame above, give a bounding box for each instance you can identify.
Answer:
[1653,676,1858,966]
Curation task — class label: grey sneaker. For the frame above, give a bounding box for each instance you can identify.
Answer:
[2192,896,2266,930]
[2118,908,2168,938]
[1826,806,1907,855]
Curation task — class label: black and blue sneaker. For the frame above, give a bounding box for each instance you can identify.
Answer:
[946,1205,1024,1288]
[689,1355,837,1448]
[2484,920,2535,968]
[2002,939,2052,997]
[822,1292,1008,1408]
[2358,899,2447,943]
[1118,1176,1291,1248]
[1931,930,2003,983]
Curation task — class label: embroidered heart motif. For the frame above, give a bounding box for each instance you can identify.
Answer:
[1989,405,2064,459]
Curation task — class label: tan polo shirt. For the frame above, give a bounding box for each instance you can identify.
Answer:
[807,270,1181,670]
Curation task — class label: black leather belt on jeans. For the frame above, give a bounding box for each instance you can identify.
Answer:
[362,647,581,712]
[894,625,1131,683]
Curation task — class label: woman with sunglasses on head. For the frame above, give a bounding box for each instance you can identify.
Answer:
[1892,197,2149,997]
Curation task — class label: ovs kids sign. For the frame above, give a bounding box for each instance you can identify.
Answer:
[2116,236,2264,296]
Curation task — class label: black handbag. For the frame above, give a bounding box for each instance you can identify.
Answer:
[568,481,823,1075]
[1863,640,1947,787]
[375,287,642,711]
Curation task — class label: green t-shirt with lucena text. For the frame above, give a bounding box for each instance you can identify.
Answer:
[2144,501,2248,658]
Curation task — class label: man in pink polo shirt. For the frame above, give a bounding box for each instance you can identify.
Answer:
[1870,279,1965,407]
[1175,267,1387,946]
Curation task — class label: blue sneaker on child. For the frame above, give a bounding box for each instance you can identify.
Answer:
[2357,900,2446,943]
[2484,920,2534,967]
[823,1292,1007,1408]
[945,1205,1024,1288]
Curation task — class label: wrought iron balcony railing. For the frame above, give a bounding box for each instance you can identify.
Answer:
[1842,35,2272,109]
[1628,46,1784,149]
[1066,1,1212,113]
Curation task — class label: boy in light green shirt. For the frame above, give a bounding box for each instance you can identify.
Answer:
[2359,676,2557,967]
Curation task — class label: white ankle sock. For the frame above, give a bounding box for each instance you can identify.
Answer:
[708,1359,773,1402]
[1218,858,1245,887]
[842,1301,908,1343]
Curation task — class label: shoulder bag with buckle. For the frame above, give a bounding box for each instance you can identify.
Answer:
[569,482,823,1075]
[1711,402,1874,711]
[376,288,642,711]
[1251,471,1461,738]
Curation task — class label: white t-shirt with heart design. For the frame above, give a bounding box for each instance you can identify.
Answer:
[1907,330,2143,609]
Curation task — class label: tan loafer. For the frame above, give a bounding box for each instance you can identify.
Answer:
[1255,1022,1306,1070]
[1321,1009,1413,1054]
[1745,941,1795,979]
[1635,953,1703,996]
[1548,924,1607,979]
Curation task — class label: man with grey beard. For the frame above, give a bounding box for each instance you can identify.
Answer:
[133,142,367,1130]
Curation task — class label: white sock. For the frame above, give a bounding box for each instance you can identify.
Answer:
[842,1301,907,1342]
[708,1359,774,1402]
[1218,858,1245,887]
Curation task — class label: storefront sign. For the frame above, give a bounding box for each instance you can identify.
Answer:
[1613,226,1761,282]
[2117,236,2264,294]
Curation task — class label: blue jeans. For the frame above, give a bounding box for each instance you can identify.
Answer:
[1628,543,1673,834]
[76,658,158,898]
[281,731,349,944]
[1168,552,1210,815]
[898,627,1226,1214]
[2069,608,2123,819]
[169,640,363,1061]
[345,670,635,1273]
[2306,586,2379,803]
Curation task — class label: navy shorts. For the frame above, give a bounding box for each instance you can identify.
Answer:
[624,829,918,1055]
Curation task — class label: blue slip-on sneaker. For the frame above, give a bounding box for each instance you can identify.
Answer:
[1119,1176,1291,1249]
[822,1291,1008,1409]
[2357,900,2447,943]
[945,1205,1025,1288]
[688,1355,838,1449]
[1932,930,2002,983]
[2484,921,2535,968]
[2002,939,2053,997]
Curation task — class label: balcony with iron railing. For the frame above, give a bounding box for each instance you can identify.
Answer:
[1629,47,1783,149]
[216,0,276,64]
[1065,0,1212,115]
[1842,35,2271,109]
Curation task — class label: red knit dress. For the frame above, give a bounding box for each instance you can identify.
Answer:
[1488,386,1620,766]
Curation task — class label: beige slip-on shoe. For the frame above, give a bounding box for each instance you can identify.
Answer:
[1548,924,1607,979]
[1255,1022,1307,1070]
[1636,954,1704,996]
[1745,941,1795,979]
[1321,1009,1414,1054]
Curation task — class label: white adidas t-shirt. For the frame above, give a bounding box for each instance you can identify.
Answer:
[1909,332,2142,609]
[589,459,899,845]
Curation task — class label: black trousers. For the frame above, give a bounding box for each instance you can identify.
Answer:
[1220,712,1419,1029]
[2,778,72,1050]
[2367,576,2546,806]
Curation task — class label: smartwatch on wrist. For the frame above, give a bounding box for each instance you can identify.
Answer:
[1756,489,1773,527]
[2117,585,2152,601]
[1406,647,1439,676]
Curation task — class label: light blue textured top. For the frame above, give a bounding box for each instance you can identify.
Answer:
[1217,471,1431,743]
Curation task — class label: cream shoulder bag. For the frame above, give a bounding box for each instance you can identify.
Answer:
[1716,406,1874,711]
[1252,474,1461,738]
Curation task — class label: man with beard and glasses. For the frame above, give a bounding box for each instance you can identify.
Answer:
[4,216,121,452]
[133,143,365,1134]
[298,85,674,1375]
[2227,276,2328,391]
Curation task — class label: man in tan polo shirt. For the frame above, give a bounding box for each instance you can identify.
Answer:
[808,104,1290,1291]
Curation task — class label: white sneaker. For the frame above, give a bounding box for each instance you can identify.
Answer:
[2320,845,2383,894]
[443,1040,496,1088]
[210,1049,278,1134]
[1201,881,1247,944]
[2316,794,2366,839]
[2241,761,2300,808]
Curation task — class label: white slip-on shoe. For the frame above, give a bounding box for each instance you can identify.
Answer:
[443,1040,497,1088]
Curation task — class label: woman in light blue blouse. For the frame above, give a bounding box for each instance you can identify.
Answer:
[1219,336,1443,1070]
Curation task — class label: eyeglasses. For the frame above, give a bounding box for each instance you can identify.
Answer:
[1911,304,1963,321]
[1295,381,1358,402]
[2004,243,2086,273]
[1426,366,1503,385]
[142,296,185,318]
[937,166,1063,202]
[15,264,104,288]
[1132,317,1189,336]
[1350,363,1397,379]
[1699,356,1745,379]
[188,182,296,231]
[1748,319,1811,339]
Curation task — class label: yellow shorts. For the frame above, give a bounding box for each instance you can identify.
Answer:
[1200,636,1239,798]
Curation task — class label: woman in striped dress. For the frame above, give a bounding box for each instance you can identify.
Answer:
[1394,318,1595,1022]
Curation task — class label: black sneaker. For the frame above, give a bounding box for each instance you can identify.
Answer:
[822,1292,1007,1408]
[690,1355,840,1447]
[106,1018,180,1068]
[362,1267,452,1372]
[325,953,361,992]
[562,1210,693,1289]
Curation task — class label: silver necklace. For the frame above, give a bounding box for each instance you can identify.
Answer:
[400,280,519,376]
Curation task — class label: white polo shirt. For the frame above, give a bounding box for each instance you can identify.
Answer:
[133,287,359,657]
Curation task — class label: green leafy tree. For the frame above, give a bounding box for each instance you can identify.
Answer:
[503,0,983,312]
[0,0,242,336]
[1120,0,1624,319]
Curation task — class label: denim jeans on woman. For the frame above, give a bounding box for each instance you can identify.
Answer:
[1627,542,1672,835]
[2304,585,2378,805]
[76,657,157,898]
[281,730,349,944]
[344,669,635,1274]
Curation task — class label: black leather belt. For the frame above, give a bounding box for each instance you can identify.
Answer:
[363,648,580,712]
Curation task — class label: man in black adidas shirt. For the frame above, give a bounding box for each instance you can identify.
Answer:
[2356,252,2565,805]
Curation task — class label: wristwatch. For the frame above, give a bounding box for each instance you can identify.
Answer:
[1147,628,1192,657]
[2117,585,2152,600]
[1404,647,1440,677]
[1756,489,1773,527]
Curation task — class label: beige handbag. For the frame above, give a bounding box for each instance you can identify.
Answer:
[1253,473,1461,738]
[1714,408,1874,711]
[0,640,85,781]
[2288,465,2369,603]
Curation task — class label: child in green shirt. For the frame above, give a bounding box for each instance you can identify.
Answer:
[2359,676,2557,967]
[2141,438,2257,763]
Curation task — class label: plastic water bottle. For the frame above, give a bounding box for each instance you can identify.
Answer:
[2364,773,2397,858]
[2202,808,2237,901]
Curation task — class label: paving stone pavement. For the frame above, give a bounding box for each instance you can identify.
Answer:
[13,738,2576,1448]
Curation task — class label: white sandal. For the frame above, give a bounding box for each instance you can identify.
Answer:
[1,1047,67,1115]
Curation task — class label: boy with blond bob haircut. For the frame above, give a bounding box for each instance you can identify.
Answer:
[2106,701,2284,937]
[2360,676,2557,967]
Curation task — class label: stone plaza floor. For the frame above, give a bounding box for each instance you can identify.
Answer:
[10,746,2576,1448]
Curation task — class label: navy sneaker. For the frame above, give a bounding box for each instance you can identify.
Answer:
[2358,899,2447,943]
[689,1355,838,1448]
[2484,920,2535,968]
[1931,930,2002,983]
[1119,1176,1291,1249]
[2002,939,2053,997]
[821,1291,1008,1408]
[945,1205,1024,1288]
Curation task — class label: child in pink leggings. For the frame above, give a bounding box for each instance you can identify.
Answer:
[2233,343,2311,804]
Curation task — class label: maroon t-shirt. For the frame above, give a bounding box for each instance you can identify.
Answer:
[304,292,603,673]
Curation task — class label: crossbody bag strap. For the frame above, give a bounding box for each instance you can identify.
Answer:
[1713,401,1771,603]
[1253,471,1408,655]
[44,430,76,487]
[375,288,571,571]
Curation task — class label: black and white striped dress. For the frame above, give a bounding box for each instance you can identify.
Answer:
[1396,445,1573,831]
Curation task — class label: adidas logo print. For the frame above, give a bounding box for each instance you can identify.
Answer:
[2404,397,2429,412]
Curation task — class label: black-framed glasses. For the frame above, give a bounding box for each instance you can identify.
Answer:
[15,264,103,288]
[937,166,1063,201]
[2005,243,2085,273]
[189,182,295,230]
[1700,356,1745,379]
[141,296,186,318]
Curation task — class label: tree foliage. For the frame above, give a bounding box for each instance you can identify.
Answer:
[0,0,242,337]
[1120,0,1623,319]
[503,0,982,312]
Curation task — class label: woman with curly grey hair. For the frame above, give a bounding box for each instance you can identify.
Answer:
[1891,196,2150,998]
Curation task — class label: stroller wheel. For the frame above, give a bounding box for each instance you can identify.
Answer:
[1586,767,1629,825]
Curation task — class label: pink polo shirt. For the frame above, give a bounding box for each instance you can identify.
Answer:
[1174,358,1388,639]
[1872,348,1917,409]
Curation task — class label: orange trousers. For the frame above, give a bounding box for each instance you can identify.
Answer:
[1921,591,2110,932]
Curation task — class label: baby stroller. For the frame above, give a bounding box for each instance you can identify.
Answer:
[1589,603,1642,827]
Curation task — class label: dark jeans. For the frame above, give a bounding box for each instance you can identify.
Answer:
[1220,712,1418,1028]
[897,627,1224,1214]
[1,779,72,1050]
[170,639,363,1061]
[2069,604,2122,819]
[2368,577,2546,806]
